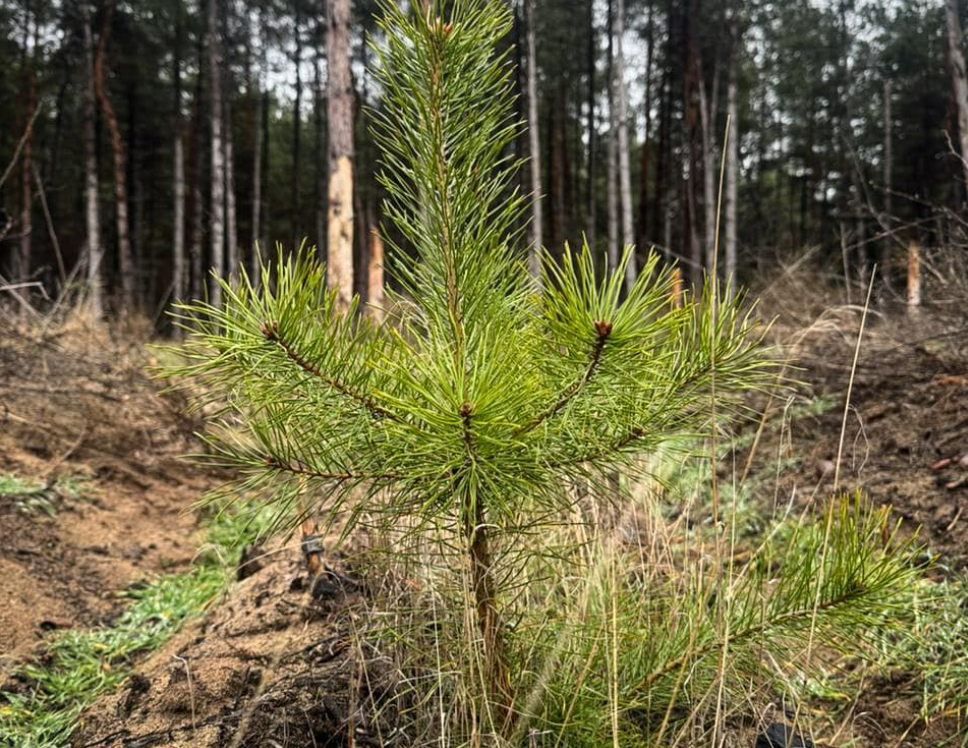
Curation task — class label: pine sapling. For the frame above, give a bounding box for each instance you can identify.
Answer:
[166,0,772,737]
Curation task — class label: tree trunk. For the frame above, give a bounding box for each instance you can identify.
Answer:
[225,95,238,281]
[208,0,225,307]
[18,61,34,281]
[188,25,205,303]
[549,87,568,250]
[636,0,654,251]
[171,0,186,305]
[524,0,543,280]
[606,0,619,272]
[82,2,103,315]
[698,58,720,276]
[946,0,968,201]
[250,8,267,283]
[882,78,892,256]
[292,2,303,248]
[326,0,355,309]
[368,225,384,322]
[585,0,597,252]
[613,0,636,290]
[683,0,702,282]
[724,17,740,284]
[313,13,325,258]
[94,0,135,307]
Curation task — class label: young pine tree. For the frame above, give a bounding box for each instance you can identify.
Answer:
[168,0,770,737]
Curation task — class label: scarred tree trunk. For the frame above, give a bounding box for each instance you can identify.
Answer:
[613,0,636,290]
[326,0,354,308]
[368,225,384,322]
[946,0,968,201]
[82,1,102,315]
[94,0,135,307]
[524,0,542,279]
[208,0,225,306]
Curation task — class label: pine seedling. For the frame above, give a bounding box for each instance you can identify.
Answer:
[165,0,771,738]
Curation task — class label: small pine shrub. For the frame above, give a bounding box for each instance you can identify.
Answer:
[160,1,918,744]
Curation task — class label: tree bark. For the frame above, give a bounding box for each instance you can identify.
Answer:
[94,0,135,307]
[613,0,636,290]
[636,0,654,251]
[188,24,205,303]
[208,0,225,307]
[524,0,543,280]
[606,0,619,272]
[313,12,325,258]
[724,16,740,284]
[82,2,103,315]
[326,0,355,309]
[292,2,303,249]
[368,225,384,322]
[172,0,186,304]
[585,0,597,252]
[250,7,267,283]
[18,33,34,282]
[946,0,968,201]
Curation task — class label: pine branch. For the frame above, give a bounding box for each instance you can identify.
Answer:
[514,321,612,437]
[259,319,404,424]
[263,455,402,483]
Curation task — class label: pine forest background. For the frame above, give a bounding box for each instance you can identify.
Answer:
[2,0,968,319]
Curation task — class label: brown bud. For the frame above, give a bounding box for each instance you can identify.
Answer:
[594,320,613,338]
[459,402,472,418]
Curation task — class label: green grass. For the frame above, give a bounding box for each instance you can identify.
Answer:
[0,501,271,748]
[0,473,95,517]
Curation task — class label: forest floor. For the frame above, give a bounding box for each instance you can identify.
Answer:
[1,280,967,747]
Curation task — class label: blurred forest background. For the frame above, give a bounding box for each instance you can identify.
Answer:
[1,0,967,323]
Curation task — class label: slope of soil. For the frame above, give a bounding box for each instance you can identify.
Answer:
[72,548,394,748]
[0,319,211,668]
[743,305,968,570]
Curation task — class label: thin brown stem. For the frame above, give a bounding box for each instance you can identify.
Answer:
[515,320,612,437]
[263,455,401,482]
[261,321,403,423]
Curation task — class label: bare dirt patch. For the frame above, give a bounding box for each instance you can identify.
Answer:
[0,318,212,668]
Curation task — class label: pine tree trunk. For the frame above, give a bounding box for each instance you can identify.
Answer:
[292,2,303,249]
[368,225,384,322]
[225,96,238,280]
[313,14,325,258]
[250,8,266,283]
[83,2,102,315]
[94,0,135,308]
[326,0,355,309]
[585,0,597,252]
[946,0,968,203]
[208,0,225,307]
[18,75,34,282]
[606,0,619,272]
[724,28,739,285]
[636,0,654,250]
[613,0,636,290]
[172,2,186,303]
[683,0,702,282]
[524,0,543,279]
[699,63,719,275]
[188,33,204,303]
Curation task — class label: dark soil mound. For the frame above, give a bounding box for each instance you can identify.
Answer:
[72,546,395,748]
